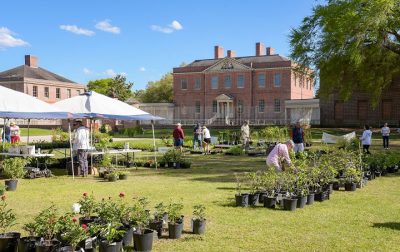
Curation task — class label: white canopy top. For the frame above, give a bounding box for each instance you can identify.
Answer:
[0,85,71,119]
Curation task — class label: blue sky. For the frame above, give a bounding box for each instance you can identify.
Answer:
[0,0,321,90]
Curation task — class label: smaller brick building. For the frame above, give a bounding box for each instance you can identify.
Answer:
[173,43,314,125]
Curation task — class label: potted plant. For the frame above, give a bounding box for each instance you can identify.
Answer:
[55,213,88,251]
[99,154,112,178]
[261,170,278,208]
[118,171,128,180]
[344,167,361,191]
[114,192,134,247]
[192,204,206,235]
[281,172,298,211]
[167,202,184,239]
[19,222,40,252]
[2,157,27,191]
[246,172,260,206]
[0,195,20,252]
[234,173,249,207]
[92,222,125,252]
[107,172,119,182]
[131,197,154,252]
[78,192,98,225]
[149,202,167,238]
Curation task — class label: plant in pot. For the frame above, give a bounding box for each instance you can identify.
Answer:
[245,172,261,206]
[20,222,40,252]
[55,213,89,251]
[118,171,129,180]
[234,172,249,207]
[344,167,361,192]
[281,172,298,211]
[78,192,98,225]
[24,204,61,251]
[99,154,112,178]
[295,163,311,208]
[167,202,184,239]
[149,202,167,238]
[92,221,125,252]
[0,195,20,252]
[192,204,206,235]
[131,197,153,252]
[107,172,119,182]
[2,157,28,191]
[114,192,135,247]
[260,170,278,208]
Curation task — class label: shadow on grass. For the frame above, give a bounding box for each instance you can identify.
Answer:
[372,222,400,231]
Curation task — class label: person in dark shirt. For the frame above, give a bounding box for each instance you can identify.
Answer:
[291,122,304,153]
[173,123,185,152]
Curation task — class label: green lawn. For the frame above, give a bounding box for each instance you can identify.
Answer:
[3,153,400,251]
[20,128,53,136]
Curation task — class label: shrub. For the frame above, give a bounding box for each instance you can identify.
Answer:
[193,205,206,221]
[0,195,16,233]
[225,146,244,156]
[1,157,27,179]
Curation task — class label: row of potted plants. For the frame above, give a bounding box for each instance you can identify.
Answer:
[0,192,207,252]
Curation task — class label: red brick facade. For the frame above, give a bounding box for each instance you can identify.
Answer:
[173,43,314,125]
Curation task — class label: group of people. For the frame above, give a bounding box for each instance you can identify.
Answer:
[1,121,21,144]
[360,122,391,154]
[172,122,212,154]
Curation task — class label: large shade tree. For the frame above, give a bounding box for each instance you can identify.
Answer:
[290,0,400,106]
[137,73,173,103]
[87,74,133,101]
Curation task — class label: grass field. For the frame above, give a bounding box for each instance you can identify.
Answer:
[19,128,53,136]
[3,153,400,251]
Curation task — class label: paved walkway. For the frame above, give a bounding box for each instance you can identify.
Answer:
[20,135,52,142]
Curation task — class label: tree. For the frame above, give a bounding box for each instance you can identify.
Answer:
[138,73,173,103]
[290,0,400,106]
[87,74,133,101]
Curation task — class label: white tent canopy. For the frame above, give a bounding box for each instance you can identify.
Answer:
[322,132,356,144]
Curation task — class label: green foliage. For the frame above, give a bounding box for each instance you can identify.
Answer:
[130,197,150,232]
[344,167,362,183]
[24,205,58,241]
[260,170,278,196]
[290,0,400,105]
[0,184,5,195]
[167,201,184,223]
[88,74,133,101]
[117,126,144,138]
[1,157,27,179]
[94,132,112,150]
[0,196,16,233]
[110,141,153,151]
[56,213,88,249]
[96,198,118,223]
[245,172,262,194]
[100,154,112,168]
[91,222,125,243]
[260,127,288,143]
[78,193,97,219]
[234,172,244,195]
[153,202,166,221]
[161,149,184,163]
[51,127,69,143]
[225,146,244,156]
[193,204,206,221]
[137,73,173,103]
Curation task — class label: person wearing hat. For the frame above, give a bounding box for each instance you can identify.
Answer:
[173,123,185,152]
[266,140,294,172]
[202,125,211,154]
[73,119,90,176]
[240,120,250,152]
[10,122,20,144]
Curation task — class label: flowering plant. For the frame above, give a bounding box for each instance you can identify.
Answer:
[130,197,150,233]
[0,195,16,233]
[56,213,89,250]
[78,192,97,219]
[23,204,58,241]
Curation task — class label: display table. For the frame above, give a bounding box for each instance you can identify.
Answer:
[0,152,55,168]
[88,149,142,168]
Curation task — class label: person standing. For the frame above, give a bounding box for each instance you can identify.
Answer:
[173,123,185,152]
[193,123,202,151]
[2,122,11,143]
[202,125,211,154]
[10,122,20,144]
[381,123,390,149]
[360,125,372,154]
[241,121,250,152]
[266,140,294,172]
[73,119,90,176]
[291,122,305,153]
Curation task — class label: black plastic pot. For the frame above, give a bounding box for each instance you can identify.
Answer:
[248,193,259,206]
[168,222,183,239]
[327,183,333,194]
[5,179,18,191]
[192,219,206,235]
[332,182,340,190]
[296,195,307,208]
[283,198,298,211]
[121,227,133,247]
[258,192,268,204]
[263,196,277,209]
[133,229,154,252]
[58,246,83,252]
[344,182,357,191]
[35,240,60,252]
[108,176,118,182]
[79,216,98,226]
[118,174,128,180]
[387,166,396,173]
[77,237,97,252]
[0,232,20,252]
[99,240,122,252]
[149,220,163,238]
[314,191,327,202]
[235,193,249,207]
[18,236,40,252]
[306,193,315,205]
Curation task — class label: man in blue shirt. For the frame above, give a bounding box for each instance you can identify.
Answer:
[291,122,304,153]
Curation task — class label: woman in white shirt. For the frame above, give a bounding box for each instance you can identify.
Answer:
[381,123,390,149]
[360,125,372,154]
[202,126,211,154]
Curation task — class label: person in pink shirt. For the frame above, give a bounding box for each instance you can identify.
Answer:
[266,140,294,172]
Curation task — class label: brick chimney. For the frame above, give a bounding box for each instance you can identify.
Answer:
[25,55,38,68]
[266,47,275,56]
[227,50,236,58]
[256,42,265,56]
[214,45,224,59]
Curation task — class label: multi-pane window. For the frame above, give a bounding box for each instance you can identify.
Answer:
[195,101,201,113]
[258,74,265,88]
[194,78,201,90]
[67,89,71,98]
[224,75,231,89]
[56,88,61,99]
[258,100,265,113]
[181,79,188,90]
[238,100,243,113]
[44,87,49,98]
[33,86,38,97]
[274,73,281,87]
[77,90,81,94]
[237,75,244,88]
[212,100,217,113]
[274,99,281,112]
[211,76,218,89]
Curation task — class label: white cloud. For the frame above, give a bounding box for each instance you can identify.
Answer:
[120,72,127,77]
[0,27,29,48]
[169,20,183,30]
[60,25,95,36]
[83,68,92,75]
[151,20,183,34]
[139,67,146,72]
[95,20,121,34]
[104,69,117,77]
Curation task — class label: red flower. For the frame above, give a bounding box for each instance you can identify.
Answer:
[72,217,78,223]
[119,192,125,198]
[83,192,88,197]
[1,195,6,201]
[81,224,88,230]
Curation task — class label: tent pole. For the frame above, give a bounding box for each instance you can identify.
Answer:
[2,119,6,149]
[68,120,75,180]
[152,120,157,170]
[90,118,93,172]
[27,119,31,145]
